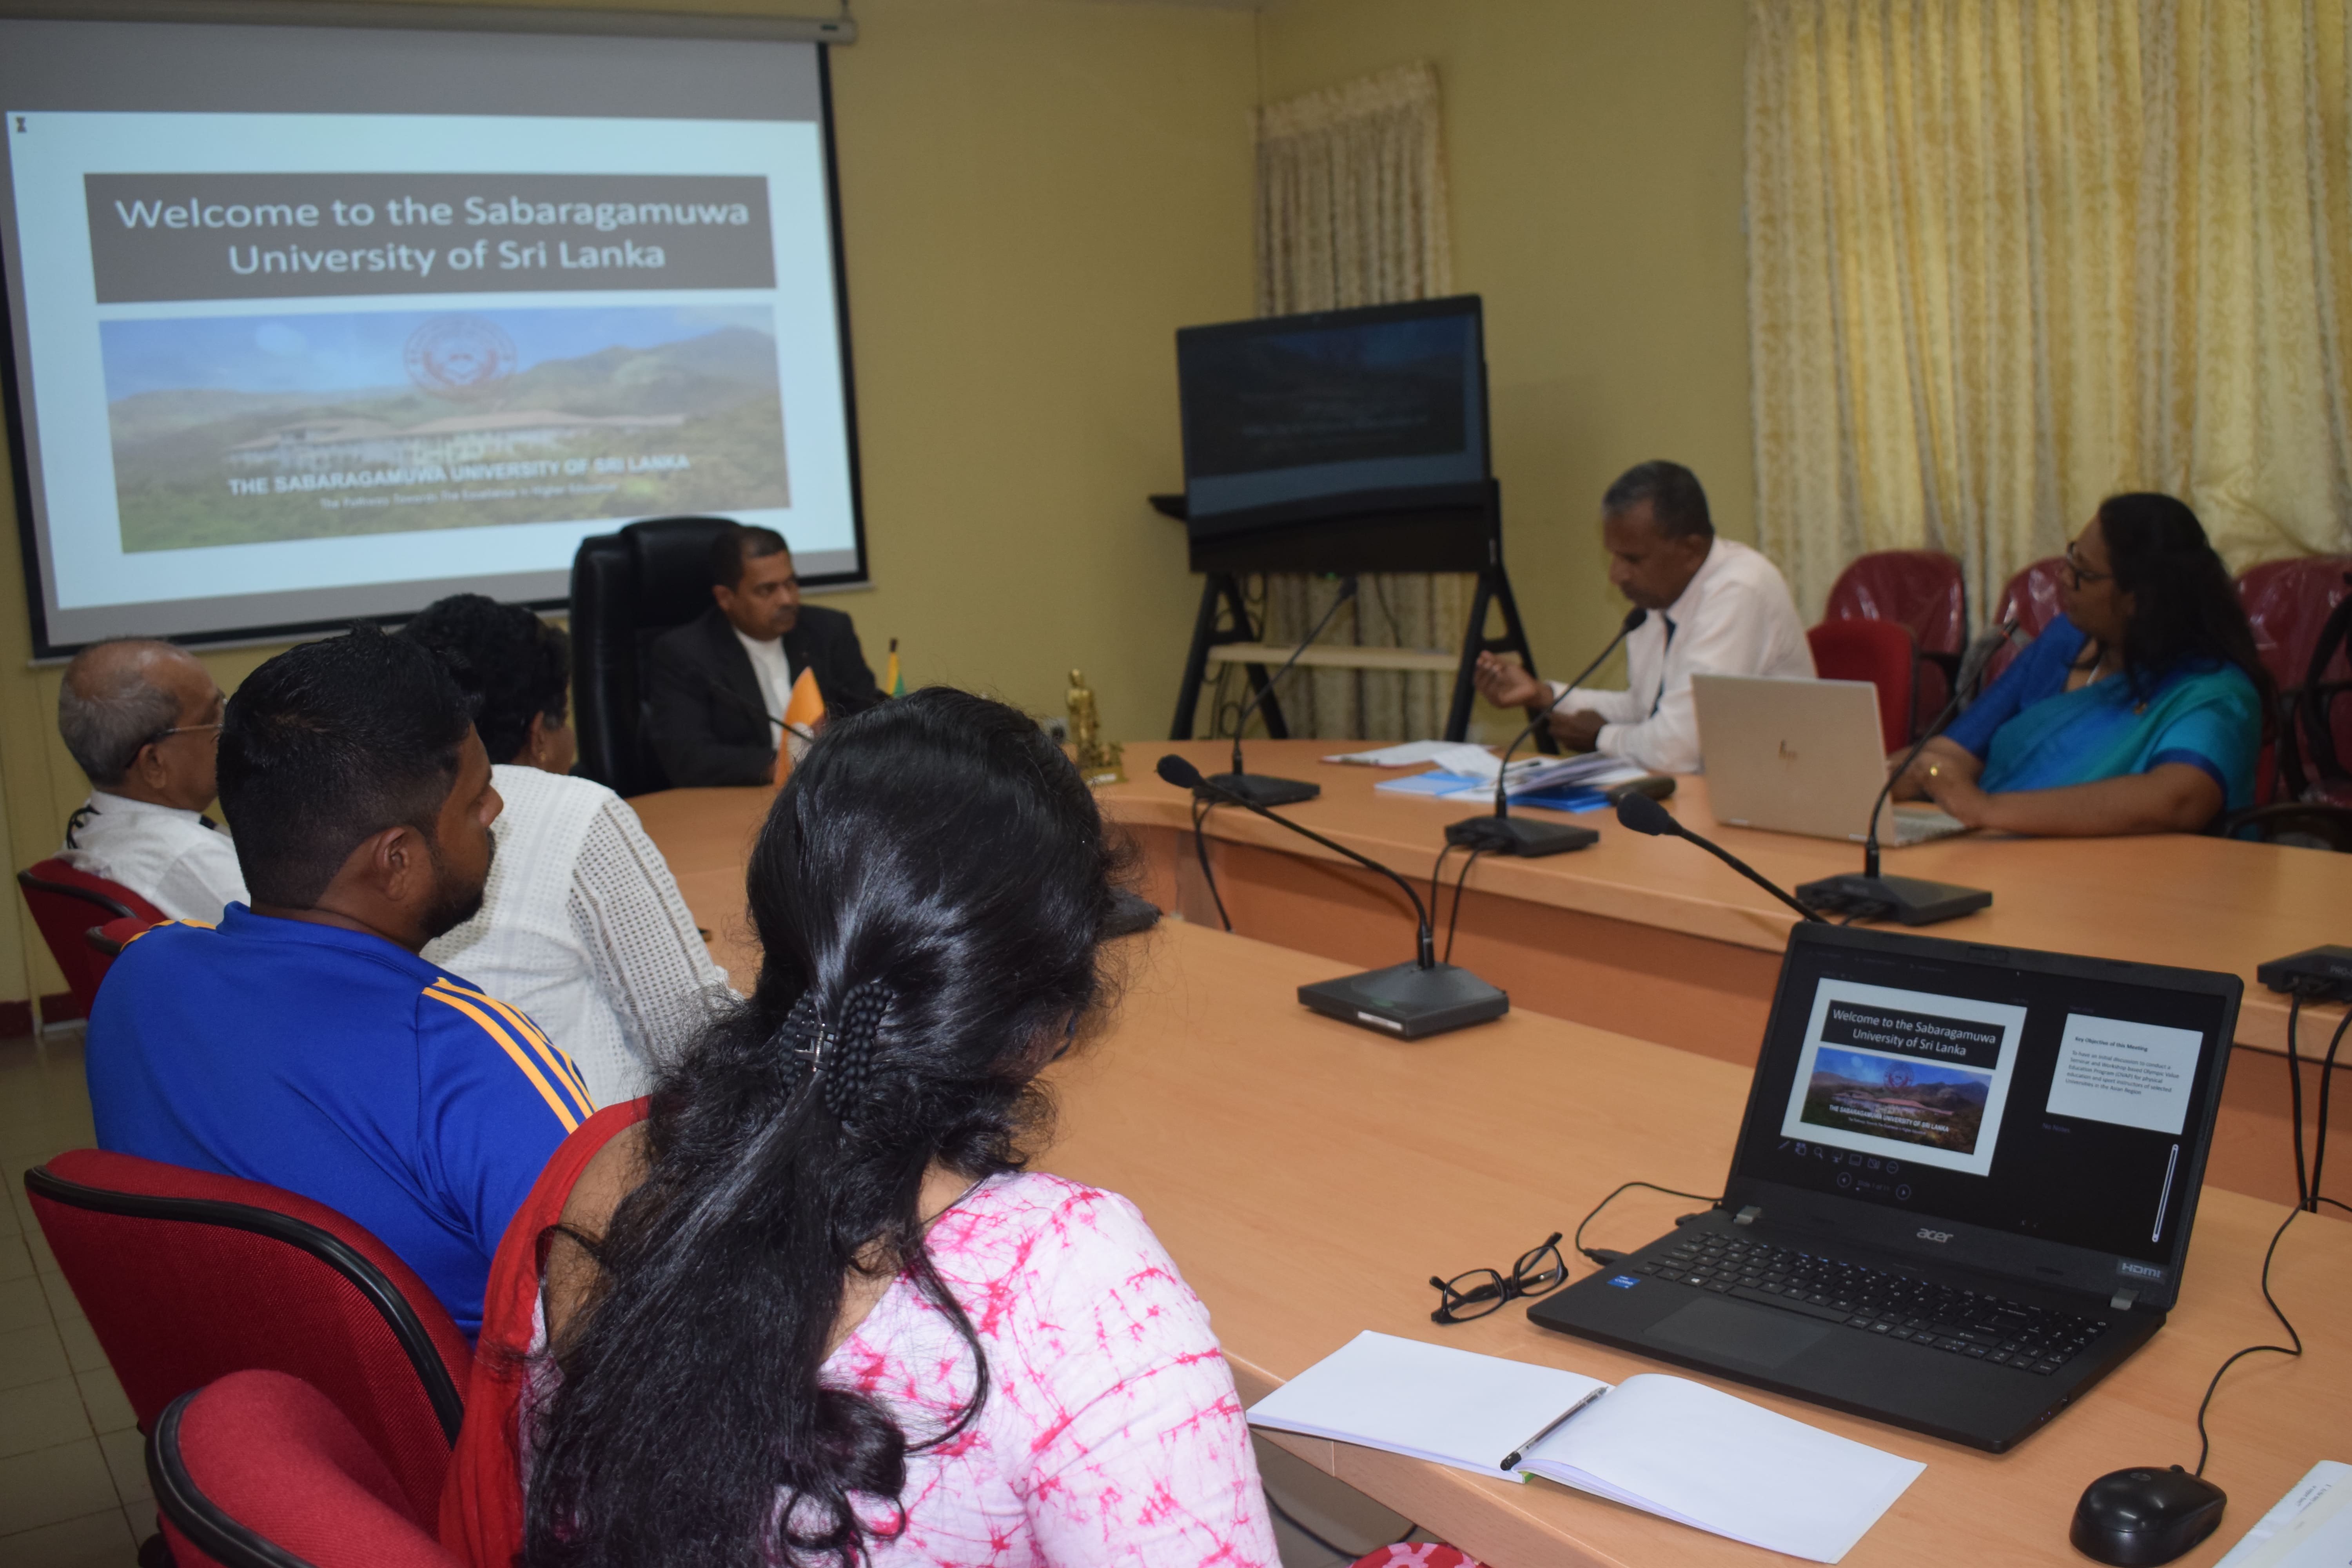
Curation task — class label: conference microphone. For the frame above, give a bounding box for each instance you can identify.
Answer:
[1206,575,1358,808]
[1613,789,1827,924]
[1446,608,1646,857]
[1793,620,2013,927]
[1158,753,1508,1038]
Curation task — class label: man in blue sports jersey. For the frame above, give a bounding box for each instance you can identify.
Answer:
[86,626,596,1339]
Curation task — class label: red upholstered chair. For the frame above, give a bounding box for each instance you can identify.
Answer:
[1808,620,1915,751]
[1982,557,2071,686]
[2238,556,2352,806]
[84,914,153,962]
[15,860,165,1020]
[1820,550,1967,723]
[24,1150,470,1524]
[150,1370,459,1568]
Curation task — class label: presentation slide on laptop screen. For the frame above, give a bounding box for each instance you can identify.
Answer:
[1737,942,2232,1269]
[1779,981,2026,1177]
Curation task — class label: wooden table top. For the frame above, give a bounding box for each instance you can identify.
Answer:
[1040,919,2349,1568]
[1093,740,2352,1059]
[630,779,2350,1567]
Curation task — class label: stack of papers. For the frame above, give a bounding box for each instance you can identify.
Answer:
[1248,1332,1923,1564]
[2217,1461,2352,1566]
[1370,749,1648,811]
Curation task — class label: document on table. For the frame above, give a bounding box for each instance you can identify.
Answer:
[1324,740,1475,767]
[1247,1331,1923,1564]
[2216,1461,2352,1567]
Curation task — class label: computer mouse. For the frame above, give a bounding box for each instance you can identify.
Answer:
[2070,1466,2226,1566]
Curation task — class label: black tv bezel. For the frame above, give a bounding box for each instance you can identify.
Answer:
[1174,294,1491,546]
[0,12,867,659]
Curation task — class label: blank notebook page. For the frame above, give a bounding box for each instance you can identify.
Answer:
[1530,1372,1925,1563]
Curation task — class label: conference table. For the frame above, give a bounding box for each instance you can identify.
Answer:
[631,777,2352,1568]
[1091,740,2352,1210]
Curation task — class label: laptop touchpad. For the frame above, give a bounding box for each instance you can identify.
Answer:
[1645,1298,1829,1368]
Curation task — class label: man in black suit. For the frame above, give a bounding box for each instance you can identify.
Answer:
[645,525,884,786]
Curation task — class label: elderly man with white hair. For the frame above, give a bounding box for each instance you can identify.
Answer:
[55,638,248,923]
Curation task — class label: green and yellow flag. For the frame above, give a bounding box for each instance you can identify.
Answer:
[886,638,904,697]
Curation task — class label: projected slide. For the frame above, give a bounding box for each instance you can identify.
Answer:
[103,305,789,550]
[0,18,860,650]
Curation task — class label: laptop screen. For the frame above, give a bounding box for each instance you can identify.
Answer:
[1730,927,2238,1277]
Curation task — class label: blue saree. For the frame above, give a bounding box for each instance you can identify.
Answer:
[1941,619,2260,813]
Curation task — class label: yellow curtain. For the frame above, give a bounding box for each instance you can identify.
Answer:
[1748,0,2352,625]
[1250,61,1470,740]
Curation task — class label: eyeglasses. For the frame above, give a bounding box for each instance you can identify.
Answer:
[1429,1232,1567,1324]
[2063,542,2113,588]
[143,721,223,749]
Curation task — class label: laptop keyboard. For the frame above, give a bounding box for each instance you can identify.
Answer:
[1643,1232,2110,1376]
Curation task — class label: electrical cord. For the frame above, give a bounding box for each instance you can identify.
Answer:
[1443,848,1486,964]
[2287,991,2310,1208]
[2309,1003,2349,1208]
[1191,796,1231,932]
[1427,842,1457,933]
[1572,1180,1722,1268]
[2189,1203,2305,1477]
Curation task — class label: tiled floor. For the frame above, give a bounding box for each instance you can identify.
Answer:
[0,1026,149,1566]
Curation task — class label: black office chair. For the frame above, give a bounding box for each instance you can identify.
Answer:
[570,515,740,796]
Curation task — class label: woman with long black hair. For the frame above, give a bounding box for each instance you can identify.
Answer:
[1893,494,2269,835]
[518,687,1277,1568]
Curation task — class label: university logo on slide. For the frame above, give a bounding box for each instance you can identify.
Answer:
[404,316,517,400]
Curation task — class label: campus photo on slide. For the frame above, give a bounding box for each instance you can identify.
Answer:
[100,303,789,552]
[1798,1047,1993,1157]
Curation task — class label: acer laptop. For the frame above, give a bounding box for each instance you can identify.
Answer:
[1695,674,1969,846]
[1529,922,2240,1452]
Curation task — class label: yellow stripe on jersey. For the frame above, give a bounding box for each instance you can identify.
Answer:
[421,984,584,1134]
[430,979,596,1113]
[123,917,216,947]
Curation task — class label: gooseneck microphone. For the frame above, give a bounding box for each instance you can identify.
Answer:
[1446,608,1647,857]
[1793,620,2012,927]
[1160,754,1509,1038]
[1209,575,1358,808]
[1613,790,1827,924]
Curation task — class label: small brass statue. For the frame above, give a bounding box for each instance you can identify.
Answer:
[1067,668,1126,787]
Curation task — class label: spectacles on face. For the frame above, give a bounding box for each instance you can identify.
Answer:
[143,721,223,749]
[2063,542,2113,588]
[1429,1232,1568,1324]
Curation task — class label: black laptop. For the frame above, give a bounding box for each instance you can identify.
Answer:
[1529,922,2241,1452]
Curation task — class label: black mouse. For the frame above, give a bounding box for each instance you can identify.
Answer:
[2071,1466,2227,1565]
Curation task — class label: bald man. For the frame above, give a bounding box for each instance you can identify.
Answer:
[56,639,248,923]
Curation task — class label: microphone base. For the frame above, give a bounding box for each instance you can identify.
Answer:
[1795,873,1992,927]
[1445,814,1599,857]
[1202,771,1321,808]
[1298,960,1510,1040]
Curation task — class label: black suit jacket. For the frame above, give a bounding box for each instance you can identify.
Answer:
[644,604,884,787]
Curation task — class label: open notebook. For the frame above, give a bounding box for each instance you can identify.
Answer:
[1247,1332,1924,1564]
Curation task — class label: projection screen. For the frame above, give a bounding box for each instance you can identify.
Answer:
[0,9,863,655]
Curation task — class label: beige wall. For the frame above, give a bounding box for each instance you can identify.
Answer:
[0,0,1260,1007]
[1258,0,1754,692]
[0,0,1760,1008]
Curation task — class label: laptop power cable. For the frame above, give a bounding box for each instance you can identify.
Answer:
[1572,1180,1724,1269]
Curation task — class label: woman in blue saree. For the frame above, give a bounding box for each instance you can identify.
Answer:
[1892,494,2268,836]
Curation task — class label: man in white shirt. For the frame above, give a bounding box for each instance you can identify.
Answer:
[1474,461,1813,773]
[55,639,250,922]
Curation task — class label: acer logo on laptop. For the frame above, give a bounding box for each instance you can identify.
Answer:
[1915,1228,1954,1244]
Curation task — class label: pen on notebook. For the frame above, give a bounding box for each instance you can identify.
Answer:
[1499,1387,1606,1471]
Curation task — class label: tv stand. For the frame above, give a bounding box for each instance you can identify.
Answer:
[1162,483,1548,746]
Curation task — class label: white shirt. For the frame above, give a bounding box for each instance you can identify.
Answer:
[1550,536,1815,774]
[731,624,794,744]
[423,765,735,1107]
[56,791,248,924]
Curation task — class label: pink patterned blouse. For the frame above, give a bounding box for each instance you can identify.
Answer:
[829,1171,1278,1566]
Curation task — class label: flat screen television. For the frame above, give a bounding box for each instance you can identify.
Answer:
[1176,295,1487,541]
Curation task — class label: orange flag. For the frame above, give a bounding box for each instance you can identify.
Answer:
[783,667,826,735]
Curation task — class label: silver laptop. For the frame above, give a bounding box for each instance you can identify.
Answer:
[1695,675,1969,846]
